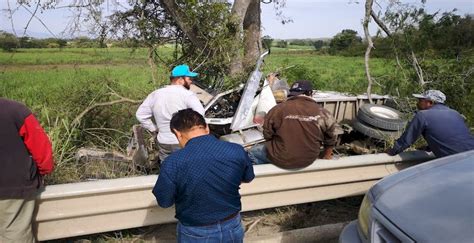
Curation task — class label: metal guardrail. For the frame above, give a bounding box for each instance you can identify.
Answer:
[34,151,433,241]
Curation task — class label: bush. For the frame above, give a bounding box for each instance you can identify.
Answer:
[276,40,288,48]
[0,31,19,51]
[262,35,273,50]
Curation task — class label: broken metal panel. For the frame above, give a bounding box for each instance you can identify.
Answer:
[75,148,130,163]
[230,51,269,132]
[126,125,149,168]
[230,70,263,131]
[190,83,214,106]
[75,125,151,177]
[220,128,265,147]
[313,91,389,124]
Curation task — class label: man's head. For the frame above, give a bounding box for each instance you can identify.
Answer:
[170,108,209,147]
[288,80,313,97]
[412,90,446,110]
[170,64,198,90]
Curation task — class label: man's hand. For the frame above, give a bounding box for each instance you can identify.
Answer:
[322,154,333,160]
[321,147,333,160]
[253,116,265,125]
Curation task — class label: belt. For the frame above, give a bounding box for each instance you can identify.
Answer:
[199,212,239,226]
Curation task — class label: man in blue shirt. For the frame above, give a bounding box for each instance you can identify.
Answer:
[152,109,255,243]
[388,90,474,158]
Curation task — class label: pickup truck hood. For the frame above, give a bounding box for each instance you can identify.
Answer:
[370,150,474,242]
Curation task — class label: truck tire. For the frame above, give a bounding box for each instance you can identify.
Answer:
[352,119,402,141]
[357,104,406,131]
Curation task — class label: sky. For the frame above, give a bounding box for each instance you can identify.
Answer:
[1,0,473,39]
[261,0,474,39]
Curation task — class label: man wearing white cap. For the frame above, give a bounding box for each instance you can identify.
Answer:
[136,64,205,162]
[387,90,474,158]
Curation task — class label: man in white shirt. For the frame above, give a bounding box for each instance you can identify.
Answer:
[136,64,205,162]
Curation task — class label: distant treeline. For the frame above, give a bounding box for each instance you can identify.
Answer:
[264,13,473,59]
[0,33,156,51]
[1,13,472,60]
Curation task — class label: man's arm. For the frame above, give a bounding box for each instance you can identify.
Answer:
[136,93,158,132]
[152,169,177,208]
[321,110,337,159]
[262,107,279,140]
[19,114,54,175]
[185,94,205,115]
[241,151,255,183]
[388,113,425,156]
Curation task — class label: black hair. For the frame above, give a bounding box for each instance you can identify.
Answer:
[170,76,182,82]
[170,76,195,83]
[170,108,207,134]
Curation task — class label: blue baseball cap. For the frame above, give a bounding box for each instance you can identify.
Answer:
[171,64,198,78]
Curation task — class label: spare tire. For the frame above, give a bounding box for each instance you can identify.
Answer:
[357,104,406,131]
[352,119,402,141]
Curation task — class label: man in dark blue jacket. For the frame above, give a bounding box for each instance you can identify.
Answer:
[152,109,254,242]
[388,90,474,158]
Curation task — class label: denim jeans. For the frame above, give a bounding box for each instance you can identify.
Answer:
[177,213,244,243]
[247,143,271,165]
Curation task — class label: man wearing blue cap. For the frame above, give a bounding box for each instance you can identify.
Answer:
[136,64,205,161]
[387,90,474,158]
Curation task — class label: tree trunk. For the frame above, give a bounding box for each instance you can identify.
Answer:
[364,0,374,104]
[242,0,261,71]
[147,46,158,85]
[229,0,252,76]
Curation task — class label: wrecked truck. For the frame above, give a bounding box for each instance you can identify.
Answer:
[77,51,408,170]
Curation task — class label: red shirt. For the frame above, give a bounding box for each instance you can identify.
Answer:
[0,98,54,198]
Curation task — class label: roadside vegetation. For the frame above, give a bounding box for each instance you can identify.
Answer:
[0,3,472,185]
[0,47,397,184]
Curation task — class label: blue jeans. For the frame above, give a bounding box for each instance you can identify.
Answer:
[247,143,271,165]
[177,214,244,243]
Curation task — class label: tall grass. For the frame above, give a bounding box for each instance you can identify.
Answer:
[1,53,176,183]
[263,52,397,94]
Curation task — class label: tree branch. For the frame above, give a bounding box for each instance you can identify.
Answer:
[411,50,426,86]
[370,9,391,37]
[20,4,57,37]
[72,86,142,126]
[23,0,41,36]
[6,0,19,36]
[161,0,206,49]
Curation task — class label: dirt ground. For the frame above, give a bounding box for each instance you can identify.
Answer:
[51,196,362,243]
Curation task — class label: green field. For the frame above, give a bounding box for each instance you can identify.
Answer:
[0,47,401,183]
[0,47,176,65]
[1,47,396,107]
